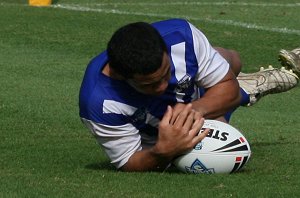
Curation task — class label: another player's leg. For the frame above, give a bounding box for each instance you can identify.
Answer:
[278,48,300,77]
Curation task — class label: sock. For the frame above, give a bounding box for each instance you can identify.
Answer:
[224,109,235,122]
[239,87,250,106]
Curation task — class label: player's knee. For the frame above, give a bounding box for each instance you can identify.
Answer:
[214,47,242,76]
[229,50,242,76]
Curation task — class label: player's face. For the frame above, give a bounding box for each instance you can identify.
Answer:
[127,53,171,96]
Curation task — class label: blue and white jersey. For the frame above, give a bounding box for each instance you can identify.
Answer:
[79,19,229,168]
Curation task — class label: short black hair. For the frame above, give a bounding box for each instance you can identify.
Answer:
[107,22,167,78]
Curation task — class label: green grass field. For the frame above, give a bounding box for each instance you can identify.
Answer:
[1,0,300,197]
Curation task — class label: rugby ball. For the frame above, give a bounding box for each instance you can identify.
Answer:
[173,120,251,174]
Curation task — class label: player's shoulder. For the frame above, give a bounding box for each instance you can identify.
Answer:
[151,18,191,35]
[88,51,108,69]
[152,18,189,27]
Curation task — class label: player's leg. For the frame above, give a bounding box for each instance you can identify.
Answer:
[216,66,299,121]
[215,46,299,106]
[213,47,255,108]
[213,47,299,122]
[237,66,298,106]
[214,47,242,76]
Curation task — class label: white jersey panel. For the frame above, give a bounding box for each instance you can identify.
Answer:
[81,118,142,168]
[81,100,160,168]
[188,22,230,88]
[171,42,187,81]
[103,100,137,115]
[171,42,189,102]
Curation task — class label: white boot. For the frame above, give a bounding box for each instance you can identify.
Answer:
[237,66,299,106]
[278,48,300,77]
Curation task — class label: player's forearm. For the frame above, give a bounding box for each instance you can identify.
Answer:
[192,79,241,119]
[120,147,173,172]
[192,96,240,119]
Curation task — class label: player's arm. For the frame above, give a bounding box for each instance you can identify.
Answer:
[120,147,171,172]
[121,104,209,172]
[191,68,241,119]
[186,22,242,119]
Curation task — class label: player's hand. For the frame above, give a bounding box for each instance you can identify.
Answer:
[170,103,203,124]
[154,104,209,159]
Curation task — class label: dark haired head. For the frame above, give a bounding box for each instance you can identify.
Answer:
[107,22,167,79]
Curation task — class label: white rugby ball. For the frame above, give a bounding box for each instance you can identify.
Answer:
[173,120,251,174]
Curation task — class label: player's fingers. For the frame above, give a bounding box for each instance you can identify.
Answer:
[192,128,210,146]
[160,106,173,125]
[189,117,204,133]
[188,117,206,138]
[170,108,180,124]
[174,103,192,127]
[182,110,195,131]
[191,113,203,129]
[170,103,186,124]
[193,111,203,121]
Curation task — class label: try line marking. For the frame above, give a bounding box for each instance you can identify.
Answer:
[2,1,300,7]
[0,2,299,36]
[51,3,300,36]
[86,2,300,7]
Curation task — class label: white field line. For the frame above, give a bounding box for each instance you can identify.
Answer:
[1,2,300,36]
[90,2,300,7]
[52,3,300,36]
[2,1,300,7]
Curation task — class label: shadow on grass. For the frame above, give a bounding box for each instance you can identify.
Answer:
[85,161,116,171]
[166,165,252,175]
[85,161,183,173]
[84,161,251,174]
[85,161,253,175]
